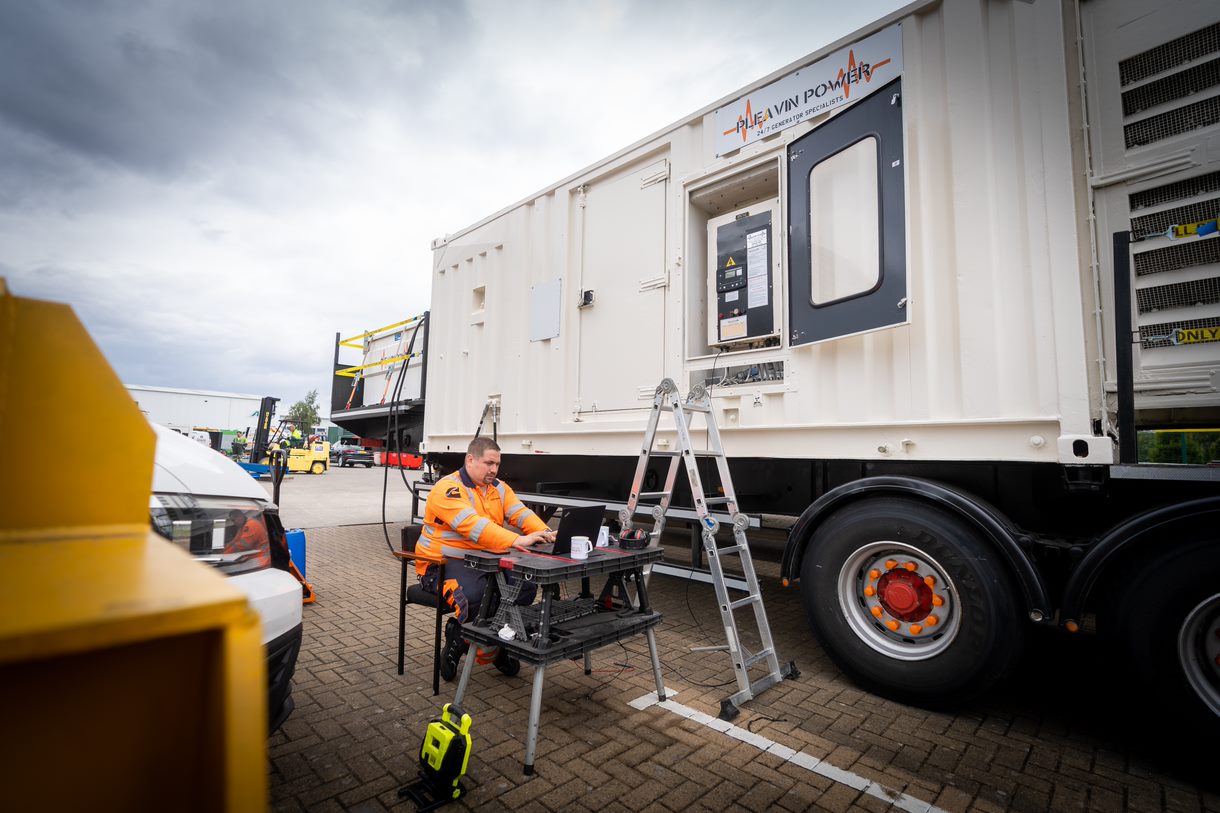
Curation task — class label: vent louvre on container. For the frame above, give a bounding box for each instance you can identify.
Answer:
[1121,57,1220,116]
[1118,22,1220,86]
[1141,316,1220,348]
[1129,171,1220,210]
[1130,196,1220,239]
[1136,278,1220,313]
[1124,95,1220,148]
[1133,237,1220,276]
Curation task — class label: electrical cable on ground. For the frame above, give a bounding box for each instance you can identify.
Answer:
[746,714,788,733]
[672,572,738,688]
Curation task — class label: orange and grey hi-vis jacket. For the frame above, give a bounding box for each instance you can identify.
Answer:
[416,468,548,576]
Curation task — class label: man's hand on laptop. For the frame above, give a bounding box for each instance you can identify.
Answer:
[513,529,556,551]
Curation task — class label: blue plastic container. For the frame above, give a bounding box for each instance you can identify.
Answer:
[285,529,306,578]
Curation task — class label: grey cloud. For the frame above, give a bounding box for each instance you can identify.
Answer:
[0,1,470,195]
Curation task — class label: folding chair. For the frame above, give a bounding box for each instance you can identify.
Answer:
[395,525,454,696]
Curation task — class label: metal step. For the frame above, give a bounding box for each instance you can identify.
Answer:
[743,649,775,669]
[729,594,760,610]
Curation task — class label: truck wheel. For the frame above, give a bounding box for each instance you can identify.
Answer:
[799,497,1024,706]
[310,461,324,475]
[1108,538,1220,737]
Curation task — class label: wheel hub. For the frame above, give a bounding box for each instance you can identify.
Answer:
[877,570,933,621]
[838,542,959,661]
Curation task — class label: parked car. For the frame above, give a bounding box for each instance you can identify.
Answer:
[330,438,374,467]
[147,423,303,733]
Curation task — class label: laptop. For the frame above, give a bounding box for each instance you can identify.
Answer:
[535,504,605,556]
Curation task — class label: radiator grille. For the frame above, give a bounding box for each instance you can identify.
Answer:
[1125,95,1220,148]
[1122,57,1220,116]
[1130,197,1220,240]
[1137,277,1220,313]
[1129,171,1220,211]
[1140,315,1220,349]
[1133,237,1220,276]
[1119,22,1220,86]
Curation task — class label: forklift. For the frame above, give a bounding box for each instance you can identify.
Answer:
[234,397,329,477]
[264,419,330,476]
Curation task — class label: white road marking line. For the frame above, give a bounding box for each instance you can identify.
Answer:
[630,691,944,813]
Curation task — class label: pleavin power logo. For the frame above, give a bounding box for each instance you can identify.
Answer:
[723,48,893,144]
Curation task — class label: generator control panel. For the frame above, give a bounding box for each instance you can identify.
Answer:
[707,199,781,346]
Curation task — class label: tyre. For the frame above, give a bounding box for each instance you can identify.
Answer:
[310,461,324,475]
[799,497,1025,707]
[341,457,350,468]
[1107,537,1220,738]
[363,462,373,468]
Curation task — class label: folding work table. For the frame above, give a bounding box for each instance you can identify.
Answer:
[449,544,667,775]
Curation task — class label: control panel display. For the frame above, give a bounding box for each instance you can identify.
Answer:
[708,205,778,346]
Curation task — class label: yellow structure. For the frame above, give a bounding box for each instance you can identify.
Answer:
[0,280,267,811]
[264,440,331,474]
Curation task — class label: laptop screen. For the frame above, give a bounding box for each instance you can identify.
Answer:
[548,504,605,556]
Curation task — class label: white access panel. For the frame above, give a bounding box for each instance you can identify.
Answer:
[575,157,668,414]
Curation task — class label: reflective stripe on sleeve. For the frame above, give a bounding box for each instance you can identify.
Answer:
[451,508,477,529]
[469,517,491,543]
[514,507,539,529]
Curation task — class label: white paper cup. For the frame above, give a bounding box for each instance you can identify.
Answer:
[570,535,592,559]
[596,526,610,547]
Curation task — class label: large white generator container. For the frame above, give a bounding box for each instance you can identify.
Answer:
[416,0,1220,730]
[423,0,1219,468]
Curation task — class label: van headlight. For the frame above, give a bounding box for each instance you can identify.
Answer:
[149,494,271,575]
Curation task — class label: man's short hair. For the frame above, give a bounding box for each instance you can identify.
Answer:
[467,436,501,459]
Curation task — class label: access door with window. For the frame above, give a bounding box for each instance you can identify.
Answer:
[787,79,907,345]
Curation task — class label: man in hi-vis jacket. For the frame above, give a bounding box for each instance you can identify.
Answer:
[417,436,555,679]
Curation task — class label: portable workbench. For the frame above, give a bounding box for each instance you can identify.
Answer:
[449,544,667,775]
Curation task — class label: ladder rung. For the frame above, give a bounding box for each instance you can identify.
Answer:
[702,497,732,505]
[680,403,711,413]
[651,449,719,457]
[637,491,670,500]
[713,545,743,556]
[743,649,775,669]
[729,595,760,610]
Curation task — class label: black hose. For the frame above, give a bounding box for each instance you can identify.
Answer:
[381,318,422,554]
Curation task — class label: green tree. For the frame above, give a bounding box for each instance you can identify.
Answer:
[286,389,320,432]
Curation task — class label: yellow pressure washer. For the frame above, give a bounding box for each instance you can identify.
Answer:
[397,704,473,811]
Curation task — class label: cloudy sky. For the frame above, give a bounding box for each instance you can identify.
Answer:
[2,0,906,415]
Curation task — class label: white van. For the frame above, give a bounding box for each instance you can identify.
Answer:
[147,423,304,732]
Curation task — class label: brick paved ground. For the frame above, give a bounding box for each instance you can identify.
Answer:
[269,524,1219,812]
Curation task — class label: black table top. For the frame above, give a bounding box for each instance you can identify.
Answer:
[461,544,664,583]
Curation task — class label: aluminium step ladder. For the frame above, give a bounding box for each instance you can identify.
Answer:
[621,378,796,720]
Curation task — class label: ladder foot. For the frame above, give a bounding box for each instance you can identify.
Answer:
[783,661,801,680]
[718,699,740,722]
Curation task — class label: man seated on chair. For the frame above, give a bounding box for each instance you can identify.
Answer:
[417,436,555,680]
